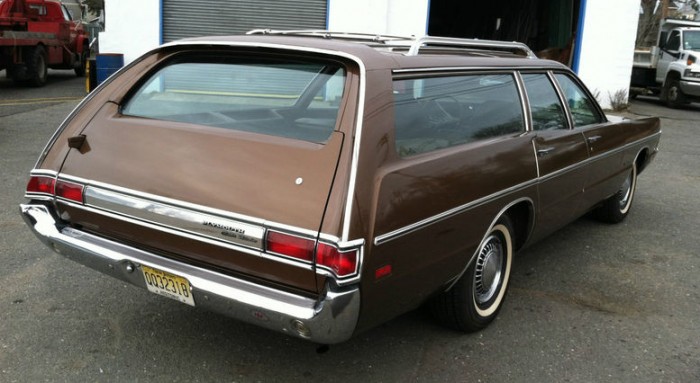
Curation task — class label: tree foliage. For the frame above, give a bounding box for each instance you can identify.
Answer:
[82,0,104,14]
[637,0,700,48]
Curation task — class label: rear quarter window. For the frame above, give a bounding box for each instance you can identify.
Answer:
[122,54,346,144]
[393,73,525,157]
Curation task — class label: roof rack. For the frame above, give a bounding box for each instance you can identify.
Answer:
[407,36,536,58]
[246,29,412,44]
[246,29,536,58]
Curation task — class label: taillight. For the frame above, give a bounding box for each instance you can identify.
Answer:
[266,231,314,262]
[55,180,85,203]
[25,174,84,204]
[317,243,358,277]
[265,231,360,278]
[26,176,56,195]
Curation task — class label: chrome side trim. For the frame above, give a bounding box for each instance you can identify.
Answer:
[43,179,363,284]
[84,187,265,250]
[374,132,660,245]
[374,179,539,246]
[20,204,360,344]
[341,55,367,242]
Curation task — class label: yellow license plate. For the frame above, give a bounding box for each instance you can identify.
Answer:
[141,265,195,306]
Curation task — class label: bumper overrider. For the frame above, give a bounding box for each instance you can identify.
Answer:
[19,203,361,344]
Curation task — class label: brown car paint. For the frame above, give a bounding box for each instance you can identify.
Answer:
[24,34,662,340]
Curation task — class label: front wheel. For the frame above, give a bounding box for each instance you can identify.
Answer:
[594,162,637,223]
[663,78,686,109]
[430,216,514,332]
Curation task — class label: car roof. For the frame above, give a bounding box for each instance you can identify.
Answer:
[166,33,569,72]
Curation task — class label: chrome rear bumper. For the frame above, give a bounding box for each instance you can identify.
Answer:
[20,203,360,344]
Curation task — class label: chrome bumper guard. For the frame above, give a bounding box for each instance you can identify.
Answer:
[20,203,360,344]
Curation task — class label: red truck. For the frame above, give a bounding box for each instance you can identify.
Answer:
[0,0,88,86]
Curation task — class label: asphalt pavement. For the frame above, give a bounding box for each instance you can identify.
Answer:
[0,74,698,382]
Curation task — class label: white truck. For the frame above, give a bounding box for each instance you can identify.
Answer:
[630,19,700,108]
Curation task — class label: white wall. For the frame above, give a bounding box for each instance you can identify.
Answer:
[576,0,641,109]
[99,0,161,64]
[328,0,429,36]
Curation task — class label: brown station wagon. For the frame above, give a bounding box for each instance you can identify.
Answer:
[20,31,661,344]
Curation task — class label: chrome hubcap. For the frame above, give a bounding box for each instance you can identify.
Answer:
[618,171,633,210]
[474,235,503,305]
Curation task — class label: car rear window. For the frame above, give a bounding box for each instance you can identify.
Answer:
[122,54,346,143]
[393,73,525,157]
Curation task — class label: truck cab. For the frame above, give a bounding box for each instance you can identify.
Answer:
[631,19,700,108]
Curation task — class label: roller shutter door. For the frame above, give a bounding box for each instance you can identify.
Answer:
[162,0,327,43]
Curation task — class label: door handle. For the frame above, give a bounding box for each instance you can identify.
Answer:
[587,135,602,144]
[537,147,556,157]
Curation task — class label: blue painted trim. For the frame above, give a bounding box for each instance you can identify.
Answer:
[572,0,587,73]
[425,0,431,35]
[159,0,164,44]
[326,0,330,29]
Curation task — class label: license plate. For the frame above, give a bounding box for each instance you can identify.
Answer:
[141,265,195,306]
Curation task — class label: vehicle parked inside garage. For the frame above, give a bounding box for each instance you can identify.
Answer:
[0,0,89,86]
[20,30,661,344]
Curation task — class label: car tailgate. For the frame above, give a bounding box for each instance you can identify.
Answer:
[55,102,343,294]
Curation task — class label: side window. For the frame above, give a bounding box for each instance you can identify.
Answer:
[666,31,681,51]
[393,73,524,157]
[554,74,603,127]
[521,74,567,131]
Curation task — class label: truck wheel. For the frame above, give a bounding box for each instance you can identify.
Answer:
[74,44,88,77]
[26,46,48,87]
[663,78,686,109]
[429,216,514,332]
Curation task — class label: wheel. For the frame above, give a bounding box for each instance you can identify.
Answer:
[594,162,637,224]
[26,45,48,87]
[663,78,686,109]
[74,44,88,77]
[430,215,514,332]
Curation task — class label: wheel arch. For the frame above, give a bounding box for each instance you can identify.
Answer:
[445,197,534,292]
[635,147,651,175]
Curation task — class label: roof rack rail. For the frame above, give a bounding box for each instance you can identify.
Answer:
[246,29,413,44]
[407,36,536,58]
[246,29,536,58]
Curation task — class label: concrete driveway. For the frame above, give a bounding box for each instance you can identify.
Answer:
[1,77,698,382]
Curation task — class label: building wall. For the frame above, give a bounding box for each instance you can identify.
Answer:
[327,0,429,36]
[575,0,640,109]
[98,0,160,64]
[99,0,640,110]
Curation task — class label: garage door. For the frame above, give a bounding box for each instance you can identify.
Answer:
[162,0,327,43]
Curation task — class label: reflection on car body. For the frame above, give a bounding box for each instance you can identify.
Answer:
[20,30,661,344]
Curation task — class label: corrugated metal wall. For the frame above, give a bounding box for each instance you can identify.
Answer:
[162,0,328,42]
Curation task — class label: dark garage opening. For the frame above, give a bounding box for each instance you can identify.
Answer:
[428,0,582,66]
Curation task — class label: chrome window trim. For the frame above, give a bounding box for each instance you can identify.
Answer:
[513,71,532,133]
[392,65,568,74]
[547,70,575,130]
[373,132,661,245]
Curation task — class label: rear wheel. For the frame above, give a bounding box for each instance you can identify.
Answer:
[594,162,637,223]
[430,216,514,332]
[26,45,48,87]
[74,44,88,77]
